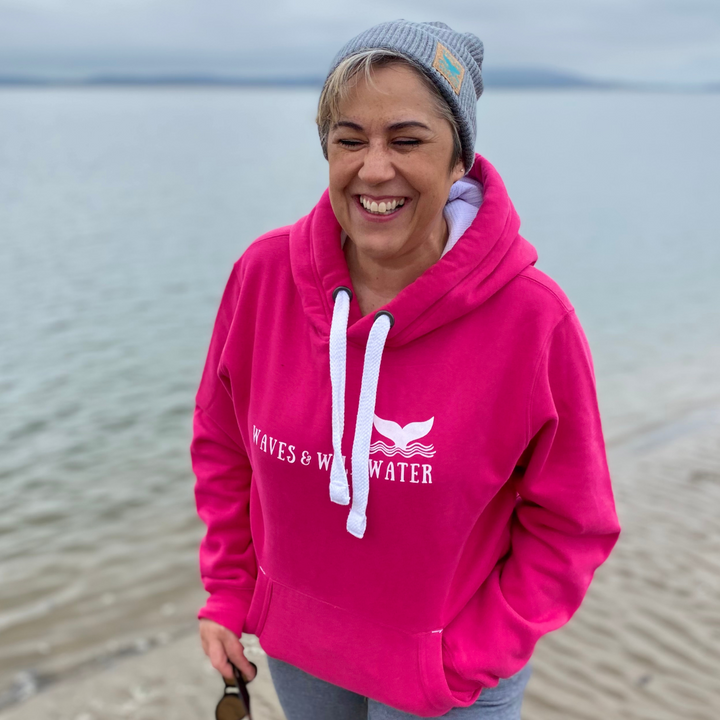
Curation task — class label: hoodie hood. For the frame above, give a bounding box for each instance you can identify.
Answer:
[290,153,538,348]
[290,153,539,538]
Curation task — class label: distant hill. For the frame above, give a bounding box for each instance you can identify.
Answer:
[0,74,325,87]
[481,67,614,89]
[0,67,714,91]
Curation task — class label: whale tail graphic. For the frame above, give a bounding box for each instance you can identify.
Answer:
[373,415,434,450]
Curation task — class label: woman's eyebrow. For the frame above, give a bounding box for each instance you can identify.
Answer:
[387,121,432,132]
[333,120,364,131]
[332,120,433,132]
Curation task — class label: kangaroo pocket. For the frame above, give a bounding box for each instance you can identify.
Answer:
[243,568,462,718]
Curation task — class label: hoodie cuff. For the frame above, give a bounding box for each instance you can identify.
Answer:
[197,588,255,638]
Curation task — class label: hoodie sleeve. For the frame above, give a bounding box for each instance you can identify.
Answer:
[191,264,258,638]
[443,310,620,691]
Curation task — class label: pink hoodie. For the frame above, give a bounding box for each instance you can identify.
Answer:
[191,153,620,717]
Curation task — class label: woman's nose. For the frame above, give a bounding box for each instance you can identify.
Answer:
[357,143,395,185]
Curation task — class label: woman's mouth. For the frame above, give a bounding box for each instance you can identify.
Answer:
[356,195,407,218]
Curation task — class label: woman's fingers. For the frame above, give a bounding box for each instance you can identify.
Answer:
[200,619,237,680]
[223,634,257,682]
[199,619,257,682]
[206,635,235,680]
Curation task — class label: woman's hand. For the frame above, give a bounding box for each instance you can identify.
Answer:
[199,618,257,682]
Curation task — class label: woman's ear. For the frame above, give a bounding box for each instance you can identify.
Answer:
[450,158,466,183]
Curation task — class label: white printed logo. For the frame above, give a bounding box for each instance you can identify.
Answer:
[371,415,436,458]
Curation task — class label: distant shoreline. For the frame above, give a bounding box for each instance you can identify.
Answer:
[0,73,717,93]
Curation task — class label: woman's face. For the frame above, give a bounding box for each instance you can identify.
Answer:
[327,63,465,264]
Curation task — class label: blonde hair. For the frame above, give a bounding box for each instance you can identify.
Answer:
[316,49,464,173]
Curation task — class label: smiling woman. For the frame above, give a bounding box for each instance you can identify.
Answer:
[192,19,620,720]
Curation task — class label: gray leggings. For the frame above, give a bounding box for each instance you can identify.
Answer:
[267,654,532,719]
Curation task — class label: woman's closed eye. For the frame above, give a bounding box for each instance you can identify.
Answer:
[336,138,421,148]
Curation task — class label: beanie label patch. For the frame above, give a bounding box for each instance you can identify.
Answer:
[432,43,465,95]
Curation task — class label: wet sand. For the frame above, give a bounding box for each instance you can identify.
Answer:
[3,413,720,720]
[524,411,720,720]
[0,632,284,720]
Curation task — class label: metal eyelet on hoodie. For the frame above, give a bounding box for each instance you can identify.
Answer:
[332,286,353,302]
[374,310,395,327]
[328,289,393,538]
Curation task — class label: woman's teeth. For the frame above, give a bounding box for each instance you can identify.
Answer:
[359,196,405,215]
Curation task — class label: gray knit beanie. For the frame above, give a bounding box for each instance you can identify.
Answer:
[325,20,484,173]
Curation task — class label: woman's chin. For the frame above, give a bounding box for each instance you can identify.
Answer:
[345,232,407,260]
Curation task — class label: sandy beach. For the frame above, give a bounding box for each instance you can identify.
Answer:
[4,409,720,720]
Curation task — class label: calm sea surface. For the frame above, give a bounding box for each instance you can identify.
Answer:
[0,87,719,704]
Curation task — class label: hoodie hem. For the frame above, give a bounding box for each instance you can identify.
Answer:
[243,567,477,717]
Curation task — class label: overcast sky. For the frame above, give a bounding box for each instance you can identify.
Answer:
[1,0,719,84]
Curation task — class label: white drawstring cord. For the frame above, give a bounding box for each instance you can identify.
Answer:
[329,288,394,537]
[329,287,352,505]
[346,311,393,539]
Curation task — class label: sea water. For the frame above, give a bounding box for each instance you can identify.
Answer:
[0,87,718,704]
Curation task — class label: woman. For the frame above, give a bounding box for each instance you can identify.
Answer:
[192,19,620,719]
